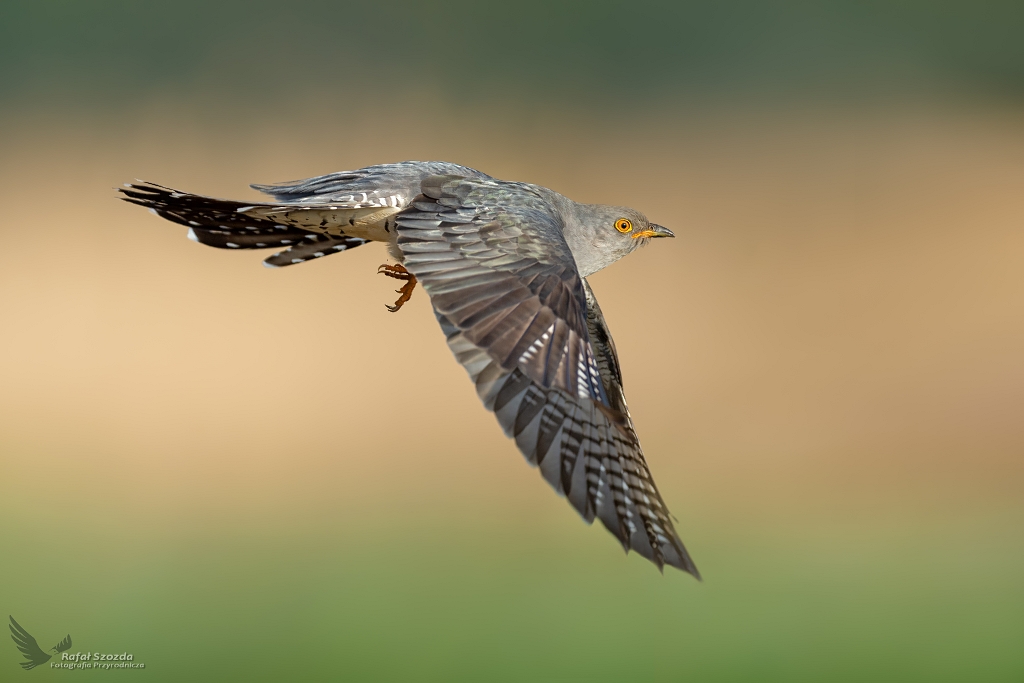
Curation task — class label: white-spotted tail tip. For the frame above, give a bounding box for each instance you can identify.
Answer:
[262,260,280,269]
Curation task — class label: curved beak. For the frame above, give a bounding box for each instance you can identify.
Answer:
[630,224,675,239]
[649,224,674,238]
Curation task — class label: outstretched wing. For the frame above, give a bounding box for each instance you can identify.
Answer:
[396,176,699,576]
[9,616,52,670]
[249,161,490,203]
[52,634,72,653]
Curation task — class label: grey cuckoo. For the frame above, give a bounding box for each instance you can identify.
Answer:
[120,161,699,577]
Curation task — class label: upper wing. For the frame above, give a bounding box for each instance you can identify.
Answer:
[396,176,698,576]
[8,616,52,670]
[250,161,490,203]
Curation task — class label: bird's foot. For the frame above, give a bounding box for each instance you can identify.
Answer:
[377,263,418,312]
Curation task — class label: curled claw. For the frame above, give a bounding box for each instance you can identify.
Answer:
[378,263,417,312]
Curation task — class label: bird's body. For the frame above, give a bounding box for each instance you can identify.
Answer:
[120,161,699,577]
[245,161,490,263]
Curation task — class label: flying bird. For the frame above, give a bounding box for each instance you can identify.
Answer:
[9,616,71,670]
[120,161,699,577]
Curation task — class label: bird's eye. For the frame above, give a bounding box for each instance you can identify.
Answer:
[615,218,632,233]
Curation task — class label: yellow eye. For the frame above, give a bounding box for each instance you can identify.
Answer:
[614,218,632,233]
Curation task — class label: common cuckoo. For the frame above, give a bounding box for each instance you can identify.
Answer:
[120,161,699,577]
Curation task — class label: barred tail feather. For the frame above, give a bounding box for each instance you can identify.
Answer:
[119,181,369,267]
[120,181,291,232]
[262,235,368,268]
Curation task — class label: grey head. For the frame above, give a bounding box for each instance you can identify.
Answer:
[559,202,675,277]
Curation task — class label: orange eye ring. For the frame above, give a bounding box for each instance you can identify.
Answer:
[614,218,633,233]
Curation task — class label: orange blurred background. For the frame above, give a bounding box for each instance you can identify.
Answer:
[2,101,1020,530]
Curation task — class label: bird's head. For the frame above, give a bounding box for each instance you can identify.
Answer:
[568,204,674,276]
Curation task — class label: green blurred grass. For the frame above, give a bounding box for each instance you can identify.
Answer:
[3,506,1022,681]
[1,0,1023,107]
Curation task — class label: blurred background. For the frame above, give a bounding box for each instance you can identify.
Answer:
[1,1,1022,680]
